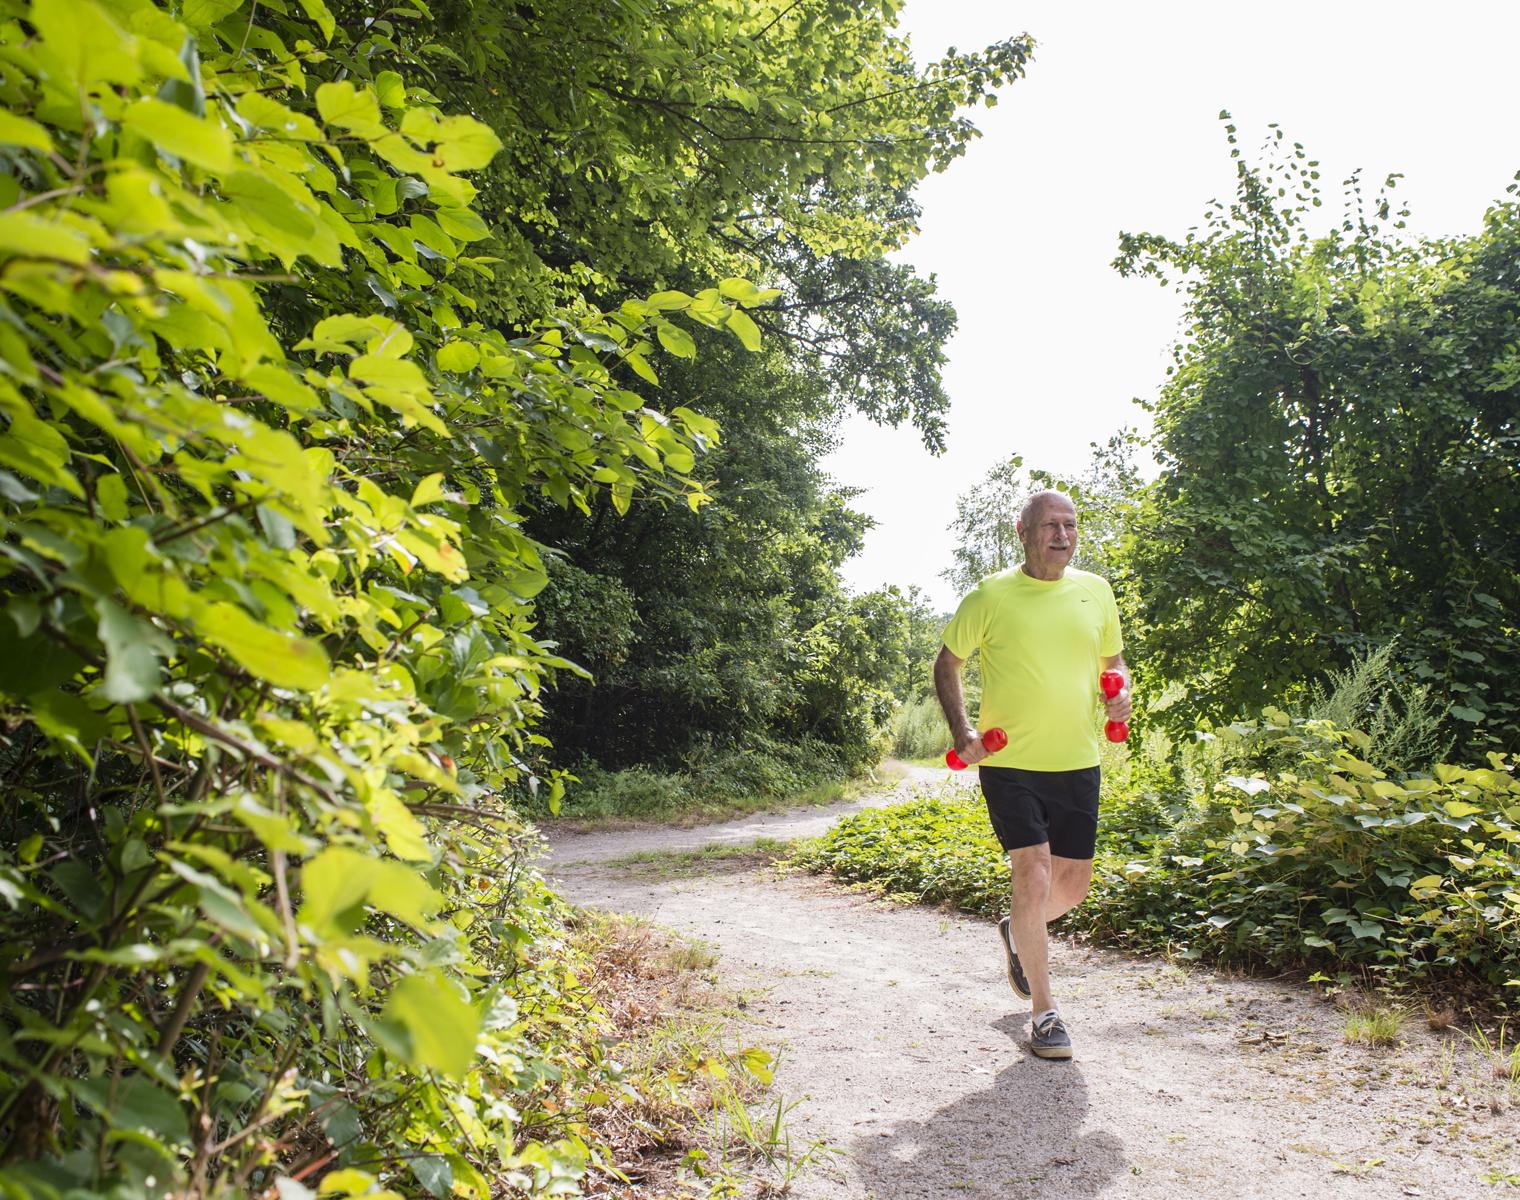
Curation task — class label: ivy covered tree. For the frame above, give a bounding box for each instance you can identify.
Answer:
[1116,122,1520,751]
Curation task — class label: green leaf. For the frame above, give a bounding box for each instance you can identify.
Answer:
[366,790,431,862]
[295,0,336,43]
[25,688,108,764]
[411,1156,453,1199]
[74,1076,188,1144]
[375,70,407,110]
[0,112,54,153]
[647,290,692,311]
[237,94,321,141]
[382,972,480,1078]
[51,861,107,921]
[655,320,696,359]
[0,608,81,695]
[435,207,490,242]
[398,109,502,171]
[315,82,387,138]
[726,307,762,352]
[368,860,445,927]
[196,601,331,691]
[298,848,376,935]
[96,600,168,704]
[411,473,446,507]
[436,341,479,373]
[243,364,321,414]
[625,351,658,386]
[0,211,92,264]
[120,99,234,172]
[31,0,143,87]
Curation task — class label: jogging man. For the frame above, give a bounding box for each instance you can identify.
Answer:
[934,489,1130,1059]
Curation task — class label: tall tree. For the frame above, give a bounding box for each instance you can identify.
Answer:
[1115,123,1520,751]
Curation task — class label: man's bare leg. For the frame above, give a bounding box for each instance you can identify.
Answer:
[1046,855,1093,924]
[1007,843,1055,1014]
[1008,846,1094,1014]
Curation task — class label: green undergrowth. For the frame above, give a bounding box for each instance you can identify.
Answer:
[793,711,1520,1005]
[531,740,855,827]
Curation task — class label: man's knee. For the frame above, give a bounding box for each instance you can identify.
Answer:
[1008,845,1052,896]
[1051,858,1094,905]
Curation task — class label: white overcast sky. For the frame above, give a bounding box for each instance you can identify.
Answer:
[822,1,1520,612]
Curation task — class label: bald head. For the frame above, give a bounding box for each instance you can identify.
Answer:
[1018,489,1073,531]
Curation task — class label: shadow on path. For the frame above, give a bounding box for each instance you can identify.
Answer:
[852,1015,1126,1199]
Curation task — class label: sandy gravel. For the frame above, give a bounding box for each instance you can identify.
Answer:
[544,779,1519,1199]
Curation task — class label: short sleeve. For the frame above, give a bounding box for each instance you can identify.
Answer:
[941,587,986,660]
[1099,580,1123,658]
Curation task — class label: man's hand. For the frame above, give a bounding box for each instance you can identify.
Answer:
[1103,672,1133,723]
[953,727,992,767]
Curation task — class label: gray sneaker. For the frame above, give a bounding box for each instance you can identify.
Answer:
[996,915,1032,1001]
[1031,1012,1073,1060]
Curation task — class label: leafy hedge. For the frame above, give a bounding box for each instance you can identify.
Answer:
[0,1,760,1194]
[796,713,1520,997]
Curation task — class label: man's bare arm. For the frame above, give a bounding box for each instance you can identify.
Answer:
[934,645,989,764]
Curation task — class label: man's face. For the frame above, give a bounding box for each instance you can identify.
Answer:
[1018,496,1078,576]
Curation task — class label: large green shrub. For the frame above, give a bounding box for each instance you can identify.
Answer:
[0,1,758,1193]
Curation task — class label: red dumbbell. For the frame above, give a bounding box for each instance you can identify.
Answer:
[946,727,1007,770]
[1100,670,1129,742]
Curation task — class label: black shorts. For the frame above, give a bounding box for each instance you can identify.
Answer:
[978,765,1100,859]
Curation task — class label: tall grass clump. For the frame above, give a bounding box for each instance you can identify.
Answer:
[893,694,951,760]
[1305,642,1453,773]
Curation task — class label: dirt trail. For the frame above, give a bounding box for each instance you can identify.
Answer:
[544,778,1518,1199]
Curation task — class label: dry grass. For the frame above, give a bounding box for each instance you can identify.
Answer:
[568,912,785,1199]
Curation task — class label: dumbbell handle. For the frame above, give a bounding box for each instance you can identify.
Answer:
[946,727,1007,770]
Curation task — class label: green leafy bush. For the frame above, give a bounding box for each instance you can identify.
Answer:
[0,1,753,1194]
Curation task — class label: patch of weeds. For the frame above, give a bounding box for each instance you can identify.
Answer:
[702,1074,838,1192]
[608,837,793,878]
[568,911,813,1197]
[1462,1021,1520,1116]
[1331,1157,1385,1177]
[1343,1002,1409,1048]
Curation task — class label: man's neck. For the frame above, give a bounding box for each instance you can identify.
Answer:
[1020,561,1066,582]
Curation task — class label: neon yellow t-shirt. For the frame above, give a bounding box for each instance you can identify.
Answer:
[941,566,1124,771]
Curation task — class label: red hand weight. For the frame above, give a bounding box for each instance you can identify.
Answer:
[946,726,1007,770]
[1099,670,1129,742]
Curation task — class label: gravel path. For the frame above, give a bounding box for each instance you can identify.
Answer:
[544,777,1519,1199]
